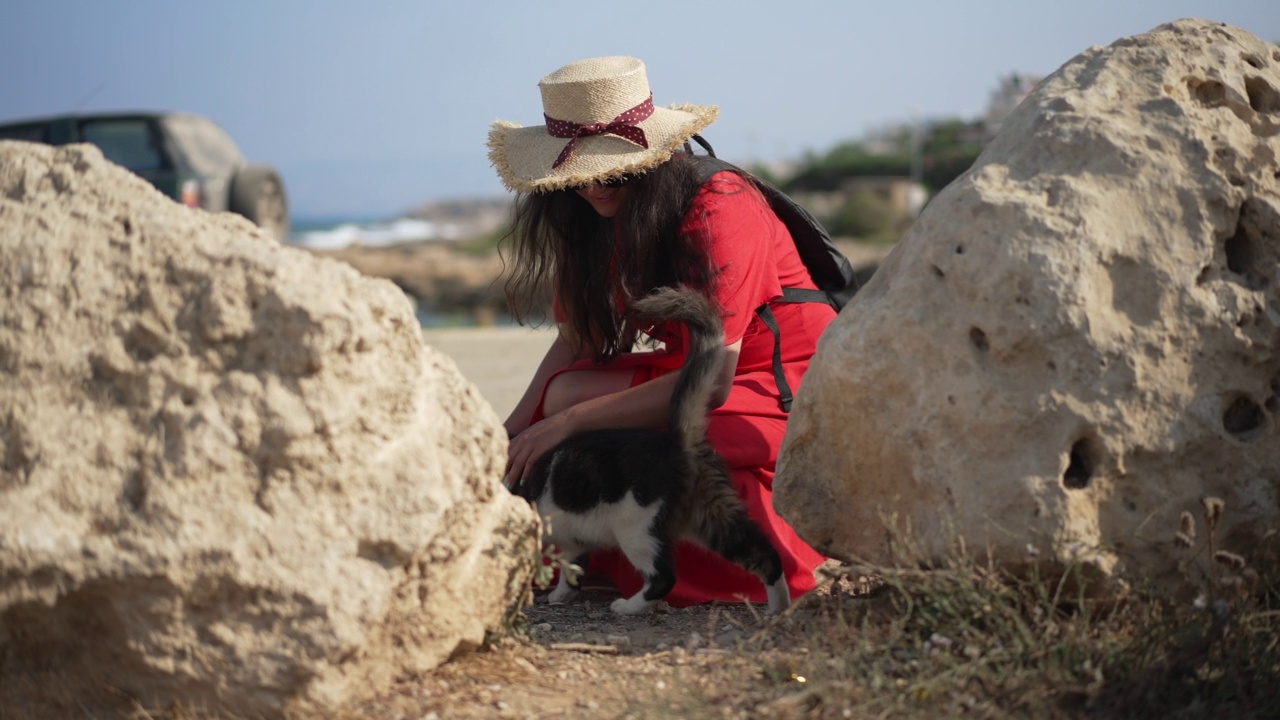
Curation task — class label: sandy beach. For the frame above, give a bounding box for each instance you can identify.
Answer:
[421,325,558,420]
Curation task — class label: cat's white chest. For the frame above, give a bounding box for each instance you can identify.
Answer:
[537,491,662,551]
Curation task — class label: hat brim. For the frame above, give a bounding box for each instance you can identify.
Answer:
[488,103,718,193]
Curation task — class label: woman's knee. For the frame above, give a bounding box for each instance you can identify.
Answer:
[542,369,634,417]
[540,375,578,417]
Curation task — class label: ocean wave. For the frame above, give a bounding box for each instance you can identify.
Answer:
[290,217,460,249]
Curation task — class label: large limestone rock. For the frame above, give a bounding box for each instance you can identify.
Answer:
[0,141,539,718]
[775,19,1280,589]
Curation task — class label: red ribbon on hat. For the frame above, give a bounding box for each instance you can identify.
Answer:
[545,94,654,169]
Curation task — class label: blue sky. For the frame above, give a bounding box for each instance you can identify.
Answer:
[3,1,1276,218]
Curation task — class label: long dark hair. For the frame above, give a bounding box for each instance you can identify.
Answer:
[502,152,742,362]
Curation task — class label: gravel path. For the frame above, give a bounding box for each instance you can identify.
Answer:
[342,569,882,719]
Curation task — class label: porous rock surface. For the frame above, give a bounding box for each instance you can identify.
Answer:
[0,141,539,718]
[776,19,1280,589]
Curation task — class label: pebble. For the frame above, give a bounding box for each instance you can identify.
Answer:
[605,633,631,646]
[535,622,553,633]
[715,629,745,646]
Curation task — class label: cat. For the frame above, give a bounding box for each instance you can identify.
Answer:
[512,287,791,616]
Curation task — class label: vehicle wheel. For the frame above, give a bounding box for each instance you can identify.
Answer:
[230,165,290,241]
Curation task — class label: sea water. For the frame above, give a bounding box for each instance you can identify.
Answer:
[290,215,511,328]
[290,215,455,250]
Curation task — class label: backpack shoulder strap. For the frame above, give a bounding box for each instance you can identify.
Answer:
[685,140,858,308]
[683,137,861,412]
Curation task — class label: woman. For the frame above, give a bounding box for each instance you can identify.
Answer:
[489,55,834,606]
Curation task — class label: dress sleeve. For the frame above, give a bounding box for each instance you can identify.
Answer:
[679,172,786,344]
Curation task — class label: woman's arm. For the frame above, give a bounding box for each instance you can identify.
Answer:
[503,338,741,487]
[555,337,742,428]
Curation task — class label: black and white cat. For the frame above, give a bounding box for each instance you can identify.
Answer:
[512,287,791,616]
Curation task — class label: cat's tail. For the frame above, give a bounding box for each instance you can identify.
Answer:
[630,287,725,451]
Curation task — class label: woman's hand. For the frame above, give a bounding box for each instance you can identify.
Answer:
[504,411,577,489]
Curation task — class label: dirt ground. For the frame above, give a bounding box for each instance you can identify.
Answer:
[382,241,896,718]
[344,568,882,719]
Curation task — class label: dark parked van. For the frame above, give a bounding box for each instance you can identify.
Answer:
[0,111,289,241]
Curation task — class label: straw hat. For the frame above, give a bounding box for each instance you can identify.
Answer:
[488,56,718,193]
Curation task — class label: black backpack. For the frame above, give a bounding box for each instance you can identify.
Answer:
[684,135,860,411]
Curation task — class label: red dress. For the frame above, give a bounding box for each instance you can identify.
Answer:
[534,171,834,606]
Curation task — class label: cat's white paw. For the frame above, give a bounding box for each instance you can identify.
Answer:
[610,594,658,615]
[547,585,579,605]
[765,576,792,615]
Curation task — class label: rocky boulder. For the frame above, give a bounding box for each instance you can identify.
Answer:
[0,141,539,718]
[775,19,1280,590]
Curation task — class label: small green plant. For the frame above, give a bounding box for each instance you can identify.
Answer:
[830,190,901,244]
[531,535,584,591]
[531,550,582,591]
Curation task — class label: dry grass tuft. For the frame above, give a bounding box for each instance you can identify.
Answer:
[634,504,1280,719]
